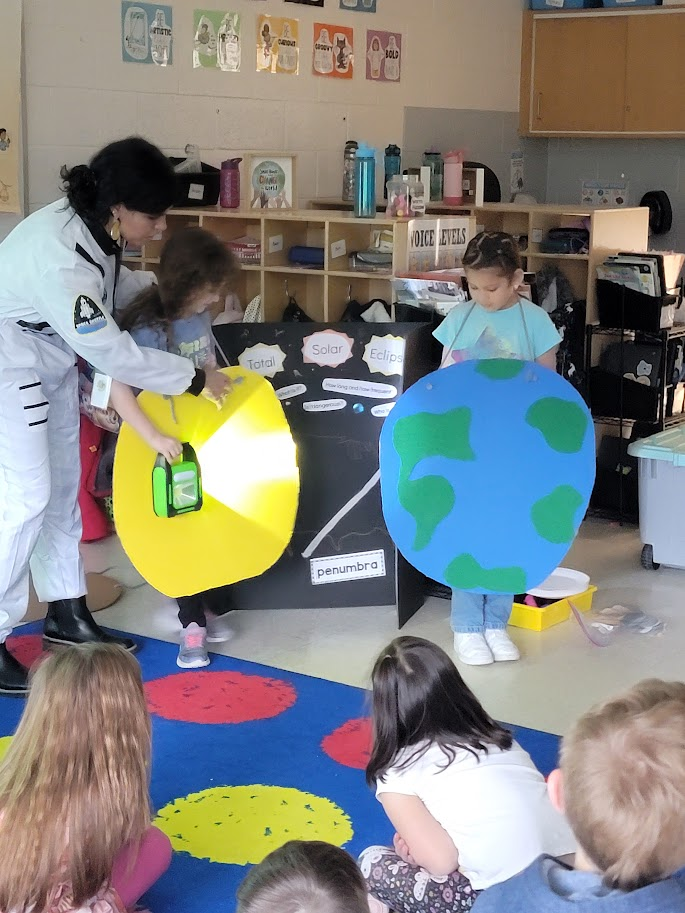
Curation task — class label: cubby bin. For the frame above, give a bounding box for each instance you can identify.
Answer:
[231,267,262,311]
[326,219,394,274]
[202,216,262,250]
[263,217,325,270]
[141,211,203,259]
[326,275,393,322]
[263,270,325,322]
[596,279,676,332]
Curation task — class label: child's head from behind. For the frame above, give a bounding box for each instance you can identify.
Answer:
[553,678,685,890]
[0,644,151,912]
[366,636,512,785]
[158,226,240,319]
[462,231,523,312]
[237,840,369,913]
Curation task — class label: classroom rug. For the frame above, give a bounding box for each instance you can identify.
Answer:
[0,626,562,913]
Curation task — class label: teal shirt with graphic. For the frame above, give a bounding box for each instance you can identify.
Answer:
[433,299,561,365]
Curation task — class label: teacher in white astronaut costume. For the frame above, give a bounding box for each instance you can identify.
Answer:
[0,137,230,695]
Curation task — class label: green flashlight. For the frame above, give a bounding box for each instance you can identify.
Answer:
[152,443,203,518]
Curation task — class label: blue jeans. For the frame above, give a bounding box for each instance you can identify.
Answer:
[451,591,513,634]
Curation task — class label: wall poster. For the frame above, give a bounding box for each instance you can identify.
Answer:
[0,0,22,213]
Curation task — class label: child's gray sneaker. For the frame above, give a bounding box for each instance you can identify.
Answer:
[177,622,210,668]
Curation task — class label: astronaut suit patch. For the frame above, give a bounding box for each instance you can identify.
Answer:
[74,294,108,334]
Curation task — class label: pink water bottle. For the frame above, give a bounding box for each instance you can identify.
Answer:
[443,150,464,206]
[220,157,241,208]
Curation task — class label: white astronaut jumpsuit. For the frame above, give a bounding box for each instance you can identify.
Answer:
[0,199,200,643]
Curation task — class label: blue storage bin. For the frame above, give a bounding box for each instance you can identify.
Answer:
[602,0,660,6]
[530,0,600,8]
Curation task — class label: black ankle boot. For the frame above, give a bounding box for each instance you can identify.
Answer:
[0,642,29,696]
[43,597,137,653]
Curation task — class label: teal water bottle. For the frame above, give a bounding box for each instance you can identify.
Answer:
[384,144,401,199]
[354,143,376,218]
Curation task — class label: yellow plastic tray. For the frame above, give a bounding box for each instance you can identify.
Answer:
[509,585,597,632]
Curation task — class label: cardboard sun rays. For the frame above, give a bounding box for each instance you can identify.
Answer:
[380,359,596,595]
[113,367,299,597]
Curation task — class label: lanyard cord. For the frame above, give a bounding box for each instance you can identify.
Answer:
[439,298,534,368]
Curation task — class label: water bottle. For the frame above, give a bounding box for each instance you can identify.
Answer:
[443,150,465,206]
[423,149,444,201]
[383,144,401,200]
[220,157,241,209]
[342,140,358,203]
[354,144,376,219]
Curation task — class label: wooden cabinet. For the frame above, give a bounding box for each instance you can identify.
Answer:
[624,13,685,133]
[528,15,626,133]
[521,8,685,136]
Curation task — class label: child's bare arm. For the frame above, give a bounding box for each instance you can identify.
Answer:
[379,793,459,876]
[109,380,182,462]
[536,345,559,371]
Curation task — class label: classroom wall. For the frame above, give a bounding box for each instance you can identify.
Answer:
[546,137,685,251]
[0,0,524,242]
[403,108,548,203]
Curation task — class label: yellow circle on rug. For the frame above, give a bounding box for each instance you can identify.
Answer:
[0,736,12,762]
[155,785,354,865]
[113,368,299,597]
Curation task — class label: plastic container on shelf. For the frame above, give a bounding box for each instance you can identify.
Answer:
[601,0,658,6]
[443,150,465,206]
[628,426,685,570]
[386,176,426,218]
[530,0,600,7]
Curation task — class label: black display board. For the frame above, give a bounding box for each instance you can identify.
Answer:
[213,322,433,626]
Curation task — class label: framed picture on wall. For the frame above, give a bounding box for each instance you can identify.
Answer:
[247,153,297,210]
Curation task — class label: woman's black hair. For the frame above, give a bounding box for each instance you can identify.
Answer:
[60,136,177,224]
[462,231,522,280]
[117,226,240,338]
[365,636,512,786]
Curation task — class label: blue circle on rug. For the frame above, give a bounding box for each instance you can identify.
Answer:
[380,360,595,593]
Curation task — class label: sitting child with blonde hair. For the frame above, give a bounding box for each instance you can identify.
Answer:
[237,841,370,913]
[0,643,171,913]
[473,678,685,911]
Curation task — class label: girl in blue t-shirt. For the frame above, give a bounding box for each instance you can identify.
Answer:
[111,227,240,669]
[433,231,561,668]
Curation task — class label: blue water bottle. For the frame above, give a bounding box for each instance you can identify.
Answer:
[354,143,376,218]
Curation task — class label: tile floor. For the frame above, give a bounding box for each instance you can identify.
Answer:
[71,517,681,738]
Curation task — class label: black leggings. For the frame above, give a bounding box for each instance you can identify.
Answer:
[177,585,234,628]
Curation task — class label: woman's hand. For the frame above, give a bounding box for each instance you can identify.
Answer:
[150,432,183,463]
[202,367,233,406]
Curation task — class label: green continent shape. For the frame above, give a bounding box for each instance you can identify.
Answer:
[445,554,527,593]
[531,485,583,544]
[526,398,588,454]
[476,359,524,380]
[393,408,474,551]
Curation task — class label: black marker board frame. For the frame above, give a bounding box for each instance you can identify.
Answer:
[213,322,433,627]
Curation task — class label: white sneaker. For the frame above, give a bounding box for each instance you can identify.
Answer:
[177,622,210,668]
[485,628,520,662]
[205,611,234,643]
[454,632,494,665]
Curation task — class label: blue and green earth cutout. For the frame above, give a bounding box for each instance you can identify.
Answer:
[380,360,595,593]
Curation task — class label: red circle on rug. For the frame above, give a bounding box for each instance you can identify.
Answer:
[144,671,297,724]
[322,717,372,769]
[6,634,47,670]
